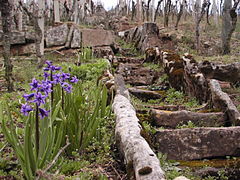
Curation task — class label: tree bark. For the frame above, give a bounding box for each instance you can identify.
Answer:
[151,109,226,128]
[154,0,163,22]
[163,0,171,27]
[221,0,240,54]
[54,0,61,23]
[175,2,184,30]
[209,79,240,126]
[212,0,219,26]
[0,0,14,92]
[194,0,208,52]
[113,74,166,180]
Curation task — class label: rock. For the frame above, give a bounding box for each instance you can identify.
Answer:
[155,127,240,160]
[173,176,190,180]
[71,28,81,48]
[150,110,226,128]
[112,57,144,67]
[81,28,115,47]
[129,87,162,101]
[0,31,25,45]
[45,24,69,47]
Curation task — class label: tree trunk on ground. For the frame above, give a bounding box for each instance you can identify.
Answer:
[209,79,240,126]
[113,75,166,180]
[54,0,60,23]
[175,2,184,30]
[221,0,240,55]
[0,0,14,92]
[151,109,226,128]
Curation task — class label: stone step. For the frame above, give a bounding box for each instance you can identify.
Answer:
[154,127,240,161]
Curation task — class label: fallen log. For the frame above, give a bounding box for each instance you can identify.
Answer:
[129,87,162,101]
[199,61,240,84]
[154,127,240,160]
[150,110,226,128]
[209,79,240,125]
[113,75,165,180]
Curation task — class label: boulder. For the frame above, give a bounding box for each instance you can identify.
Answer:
[81,28,115,47]
[0,43,35,56]
[93,46,113,58]
[45,24,69,47]
[155,127,240,160]
[0,31,25,45]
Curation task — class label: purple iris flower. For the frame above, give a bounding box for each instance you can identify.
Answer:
[70,76,79,83]
[30,78,40,91]
[61,73,70,81]
[39,108,50,119]
[61,82,72,93]
[20,103,33,116]
[52,73,62,84]
[32,92,46,106]
[43,72,50,80]
[50,65,62,71]
[23,93,35,101]
[39,80,52,95]
[45,61,52,67]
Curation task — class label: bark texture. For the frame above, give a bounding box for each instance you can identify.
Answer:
[150,109,226,128]
[113,75,165,180]
[209,79,240,126]
[0,0,14,92]
[155,127,240,160]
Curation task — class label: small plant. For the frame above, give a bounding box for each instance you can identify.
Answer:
[1,61,80,179]
[176,121,196,129]
[165,88,185,104]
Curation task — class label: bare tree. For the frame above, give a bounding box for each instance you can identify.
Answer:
[206,0,211,25]
[19,1,45,67]
[146,0,152,21]
[164,0,171,27]
[221,0,240,54]
[212,0,219,26]
[54,0,61,23]
[154,0,163,22]
[175,0,184,30]
[0,0,14,92]
[131,0,136,21]
[194,0,208,51]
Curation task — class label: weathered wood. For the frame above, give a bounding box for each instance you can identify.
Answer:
[209,79,240,125]
[182,54,209,104]
[150,109,226,128]
[113,75,165,180]
[199,61,240,84]
[129,87,162,101]
[155,127,240,160]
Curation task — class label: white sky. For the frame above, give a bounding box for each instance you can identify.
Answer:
[93,0,118,10]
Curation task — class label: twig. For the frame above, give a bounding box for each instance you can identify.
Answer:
[36,138,70,180]
[110,163,122,180]
[45,138,70,172]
